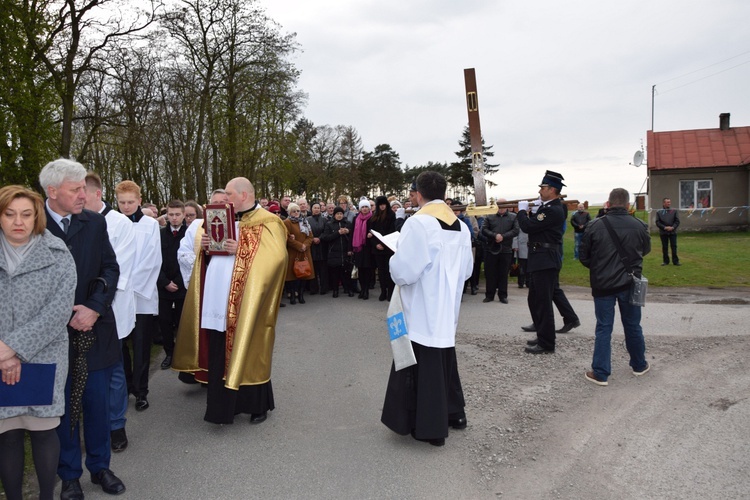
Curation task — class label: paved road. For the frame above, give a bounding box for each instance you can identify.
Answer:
[52,285,750,499]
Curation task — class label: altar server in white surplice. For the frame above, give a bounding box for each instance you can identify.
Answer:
[115,181,161,413]
[84,173,137,452]
[381,171,473,447]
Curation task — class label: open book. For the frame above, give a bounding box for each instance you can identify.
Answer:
[370,229,400,253]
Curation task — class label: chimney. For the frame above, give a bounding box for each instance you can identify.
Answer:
[719,113,730,130]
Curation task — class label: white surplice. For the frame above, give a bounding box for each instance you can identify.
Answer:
[101,207,137,339]
[389,200,473,348]
[129,215,162,315]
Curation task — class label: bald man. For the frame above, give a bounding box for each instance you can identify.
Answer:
[173,178,288,425]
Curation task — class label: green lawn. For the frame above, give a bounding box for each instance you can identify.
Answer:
[559,218,750,288]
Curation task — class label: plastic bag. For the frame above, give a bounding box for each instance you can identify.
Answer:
[629,274,648,307]
[386,285,417,371]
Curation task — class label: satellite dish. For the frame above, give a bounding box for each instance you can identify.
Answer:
[633,150,644,167]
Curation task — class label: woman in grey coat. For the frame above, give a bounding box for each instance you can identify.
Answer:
[0,185,76,500]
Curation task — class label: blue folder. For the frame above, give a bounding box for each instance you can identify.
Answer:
[0,363,56,407]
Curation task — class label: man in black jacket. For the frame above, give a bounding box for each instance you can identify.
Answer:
[481,199,519,303]
[517,171,566,354]
[41,158,125,498]
[158,200,187,370]
[580,188,651,386]
[655,197,680,266]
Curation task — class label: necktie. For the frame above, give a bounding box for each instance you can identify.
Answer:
[173,230,178,237]
[62,218,70,234]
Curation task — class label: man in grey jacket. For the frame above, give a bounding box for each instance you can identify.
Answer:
[580,188,651,386]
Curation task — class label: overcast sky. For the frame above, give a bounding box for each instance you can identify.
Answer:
[262,0,750,204]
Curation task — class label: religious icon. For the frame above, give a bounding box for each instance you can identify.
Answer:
[204,204,236,255]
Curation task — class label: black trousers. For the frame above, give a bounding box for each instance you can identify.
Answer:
[484,251,513,300]
[660,233,679,264]
[204,329,274,424]
[375,253,395,297]
[553,275,579,324]
[518,258,528,287]
[158,297,184,357]
[527,268,557,351]
[122,314,153,397]
[381,343,465,440]
[470,245,484,289]
[310,260,329,294]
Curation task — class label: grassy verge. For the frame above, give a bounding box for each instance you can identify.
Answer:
[558,219,750,288]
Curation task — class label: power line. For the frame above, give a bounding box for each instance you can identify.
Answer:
[655,50,750,86]
[658,59,750,94]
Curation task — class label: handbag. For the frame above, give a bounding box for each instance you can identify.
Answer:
[293,255,312,279]
[351,265,359,280]
[602,217,648,306]
[509,262,520,277]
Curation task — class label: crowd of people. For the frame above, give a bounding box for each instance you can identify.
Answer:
[0,161,653,497]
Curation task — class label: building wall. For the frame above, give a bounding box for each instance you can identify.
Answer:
[648,167,749,232]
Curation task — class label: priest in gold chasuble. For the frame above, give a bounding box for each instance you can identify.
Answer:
[173,177,287,424]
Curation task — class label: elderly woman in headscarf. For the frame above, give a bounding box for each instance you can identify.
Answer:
[0,185,76,500]
[352,198,375,299]
[283,202,315,304]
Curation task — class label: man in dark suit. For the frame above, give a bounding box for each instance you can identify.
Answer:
[481,198,519,304]
[516,170,566,354]
[158,200,188,369]
[40,159,125,499]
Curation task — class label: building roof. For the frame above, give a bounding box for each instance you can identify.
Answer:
[647,125,750,171]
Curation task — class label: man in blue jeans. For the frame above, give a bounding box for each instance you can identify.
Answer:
[579,188,651,386]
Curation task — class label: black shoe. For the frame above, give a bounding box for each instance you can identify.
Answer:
[411,431,445,446]
[470,286,478,295]
[499,297,508,304]
[160,355,172,370]
[526,338,538,346]
[61,479,84,500]
[298,294,305,304]
[482,297,493,303]
[449,417,467,430]
[673,262,681,266]
[363,290,369,300]
[91,468,126,495]
[279,302,286,307]
[379,290,387,301]
[333,289,339,298]
[521,324,537,332]
[135,396,149,411]
[525,344,554,354]
[556,319,581,333]
[111,428,128,452]
[250,411,267,424]
[178,372,199,384]
[347,291,354,297]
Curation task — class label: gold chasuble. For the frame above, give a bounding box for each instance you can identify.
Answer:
[173,208,288,389]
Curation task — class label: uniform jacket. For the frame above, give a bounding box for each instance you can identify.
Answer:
[0,231,76,420]
[481,211,519,255]
[579,207,651,296]
[46,207,120,372]
[516,198,564,273]
[655,208,680,235]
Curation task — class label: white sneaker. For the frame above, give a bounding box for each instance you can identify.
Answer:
[633,363,650,376]
[585,371,608,386]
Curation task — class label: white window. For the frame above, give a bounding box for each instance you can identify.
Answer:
[679,180,712,209]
